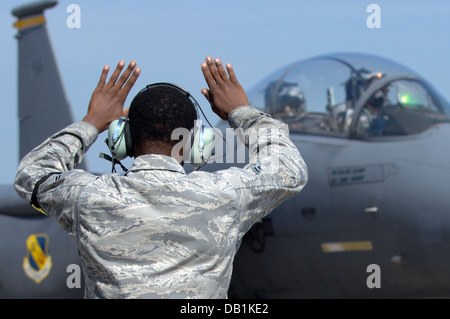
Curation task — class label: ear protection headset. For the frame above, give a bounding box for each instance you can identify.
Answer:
[104,82,215,169]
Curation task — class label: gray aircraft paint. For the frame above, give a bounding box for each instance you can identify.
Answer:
[0,1,84,298]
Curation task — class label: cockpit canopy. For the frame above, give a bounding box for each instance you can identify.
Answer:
[248,53,450,138]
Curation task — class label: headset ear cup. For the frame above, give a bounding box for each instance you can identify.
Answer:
[124,119,133,158]
[107,118,129,160]
[190,126,215,167]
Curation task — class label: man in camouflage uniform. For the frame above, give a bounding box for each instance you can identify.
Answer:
[15,57,308,298]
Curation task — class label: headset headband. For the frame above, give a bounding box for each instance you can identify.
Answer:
[130,82,201,120]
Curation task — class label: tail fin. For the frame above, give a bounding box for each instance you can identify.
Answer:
[12,1,87,170]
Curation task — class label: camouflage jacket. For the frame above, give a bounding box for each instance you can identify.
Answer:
[15,105,307,298]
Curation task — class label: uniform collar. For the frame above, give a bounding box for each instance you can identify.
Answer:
[127,154,186,175]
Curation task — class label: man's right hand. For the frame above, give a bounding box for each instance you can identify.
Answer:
[83,60,140,133]
[201,57,249,121]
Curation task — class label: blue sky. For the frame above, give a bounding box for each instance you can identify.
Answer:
[1,0,450,184]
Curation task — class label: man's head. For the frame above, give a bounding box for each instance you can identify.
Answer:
[128,84,198,158]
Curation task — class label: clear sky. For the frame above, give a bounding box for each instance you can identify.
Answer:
[1,0,450,184]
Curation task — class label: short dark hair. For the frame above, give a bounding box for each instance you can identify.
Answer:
[128,85,197,152]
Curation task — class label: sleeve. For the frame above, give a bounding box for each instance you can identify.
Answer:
[219,106,308,238]
[14,121,99,233]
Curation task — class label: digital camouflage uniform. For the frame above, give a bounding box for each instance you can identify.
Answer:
[15,105,307,298]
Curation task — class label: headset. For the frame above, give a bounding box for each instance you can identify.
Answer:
[102,82,215,171]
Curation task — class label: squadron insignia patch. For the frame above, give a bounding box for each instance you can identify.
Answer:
[23,233,52,284]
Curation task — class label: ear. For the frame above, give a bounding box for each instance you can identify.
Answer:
[178,147,185,166]
[170,139,186,164]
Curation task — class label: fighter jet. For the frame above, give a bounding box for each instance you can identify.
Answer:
[226,53,450,298]
[3,0,450,299]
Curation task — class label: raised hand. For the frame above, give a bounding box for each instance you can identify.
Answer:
[83,60,141,133]
[201,57,248,121]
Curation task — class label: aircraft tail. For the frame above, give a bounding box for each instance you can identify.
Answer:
[12,0,87,170]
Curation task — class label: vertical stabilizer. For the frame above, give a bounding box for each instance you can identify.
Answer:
[12,1,87,170]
